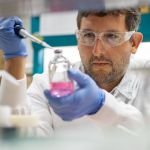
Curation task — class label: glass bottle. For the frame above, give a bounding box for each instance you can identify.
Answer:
[48,49,74,98]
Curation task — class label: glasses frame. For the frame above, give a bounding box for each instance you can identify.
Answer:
[75,29,135,48]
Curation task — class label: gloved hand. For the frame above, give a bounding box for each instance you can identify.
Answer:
[44,69,105,121]
[0,16,27,59]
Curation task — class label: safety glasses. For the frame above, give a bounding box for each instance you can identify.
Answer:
[75,30,135,48]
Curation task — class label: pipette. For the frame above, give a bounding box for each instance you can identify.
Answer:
[14,25,54,50]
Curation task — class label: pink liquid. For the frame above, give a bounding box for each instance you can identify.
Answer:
[50,82,74,97]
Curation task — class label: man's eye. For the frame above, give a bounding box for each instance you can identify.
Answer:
[104,33,120,39]
[83,32,95,38]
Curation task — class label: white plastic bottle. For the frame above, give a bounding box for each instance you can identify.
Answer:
[48,49,74,98]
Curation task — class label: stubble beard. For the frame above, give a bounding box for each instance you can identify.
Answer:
[83,56,130,87]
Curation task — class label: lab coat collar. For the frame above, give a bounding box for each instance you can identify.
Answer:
[111,69,140,100]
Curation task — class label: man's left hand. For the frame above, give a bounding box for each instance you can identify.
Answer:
[44,69,105,121]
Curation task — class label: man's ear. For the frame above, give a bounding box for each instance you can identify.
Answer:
[131,32,143,54]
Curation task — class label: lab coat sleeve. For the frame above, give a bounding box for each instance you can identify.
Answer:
[0,72,30,114]
[27,74,54,137]
[89,90,144,130]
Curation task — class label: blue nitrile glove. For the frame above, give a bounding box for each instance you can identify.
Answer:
[0,16,27,59]
[44,69,105,121]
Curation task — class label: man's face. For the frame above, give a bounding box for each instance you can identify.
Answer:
[77,14,136,87]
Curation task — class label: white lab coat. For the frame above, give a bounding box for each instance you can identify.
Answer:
[27,70,145,136]
[0,73,30,114]
[0,58,149,136]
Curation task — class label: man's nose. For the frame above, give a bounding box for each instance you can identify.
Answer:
[92,38,106,56]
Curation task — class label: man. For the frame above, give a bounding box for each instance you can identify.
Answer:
[0,8,148,136]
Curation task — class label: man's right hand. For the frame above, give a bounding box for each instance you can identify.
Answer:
[0,16,27,59]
